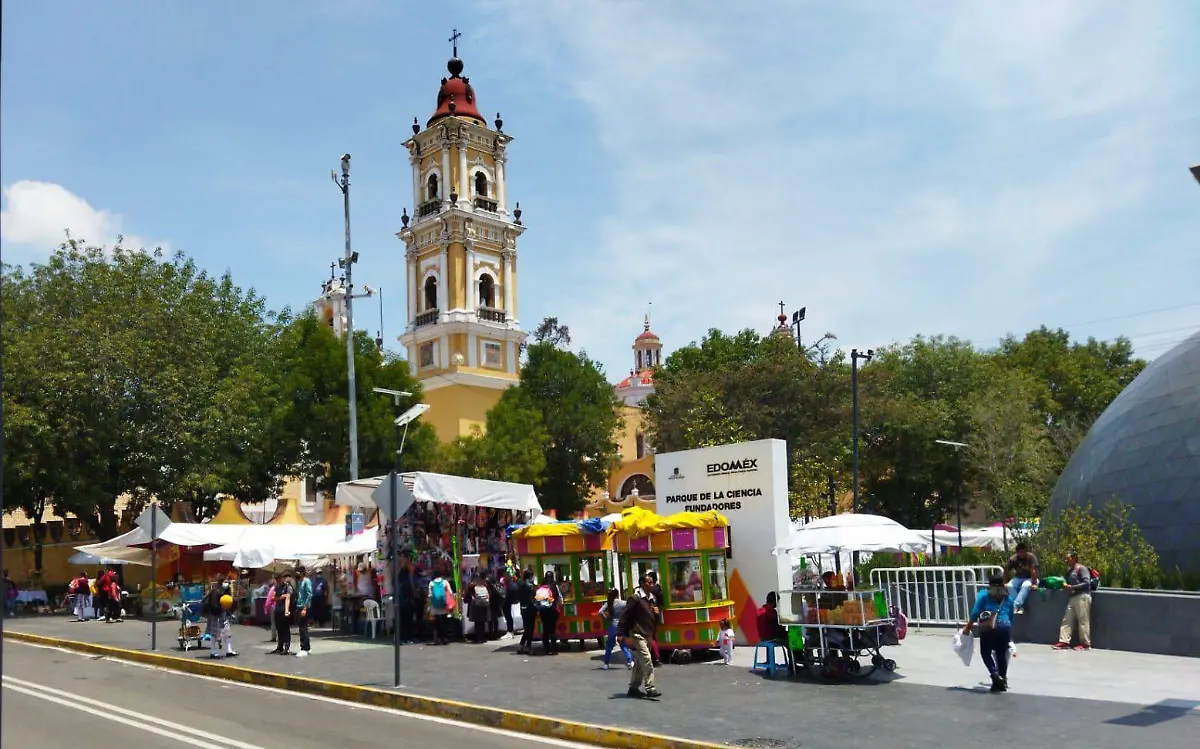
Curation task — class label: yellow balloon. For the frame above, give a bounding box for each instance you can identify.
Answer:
[220,594,234,610]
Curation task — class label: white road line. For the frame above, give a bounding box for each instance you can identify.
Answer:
[8,640,601,748]
[1,682,261,749]
[4,675,266,749]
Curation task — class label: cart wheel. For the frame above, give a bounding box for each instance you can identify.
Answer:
[597,637,605,649]
[883,659,897,672]
[673,649,693,665]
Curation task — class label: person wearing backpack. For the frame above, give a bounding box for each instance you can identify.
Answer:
[534,571,564,655]
[1053,552,1093,651]
[427,568,454,646]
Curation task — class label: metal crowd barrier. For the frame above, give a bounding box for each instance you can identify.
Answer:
[870,566,1003,626]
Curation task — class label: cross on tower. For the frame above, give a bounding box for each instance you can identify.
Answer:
[778,301,786,317]
[449,28,462,57]
[330,262,337,280]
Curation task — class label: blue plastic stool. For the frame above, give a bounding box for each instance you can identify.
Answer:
[752,641,786,677]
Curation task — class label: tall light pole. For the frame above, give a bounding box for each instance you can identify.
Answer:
[791,307,807,351]
[373,388,428,689]
[935,439,969,550]
[332,154,361,480]
[850,348,874,514]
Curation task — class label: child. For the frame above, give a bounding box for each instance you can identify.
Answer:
[717,618,736,666]
[599,588,633,670]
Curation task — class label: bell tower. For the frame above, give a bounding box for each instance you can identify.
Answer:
[397,42,526,442]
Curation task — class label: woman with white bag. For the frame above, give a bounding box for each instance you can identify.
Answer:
[961,574,1015,693]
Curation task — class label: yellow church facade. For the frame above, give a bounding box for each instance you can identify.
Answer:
[397,52,525,442]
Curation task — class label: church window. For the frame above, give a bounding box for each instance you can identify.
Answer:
[419,342,435,368]
[474,171,488,197]
[427,174,439,200]
[424,276,438,310]
[637,350,644,370]
[636,432,648,459]
[478,273,495,308]
[655,350,661,366]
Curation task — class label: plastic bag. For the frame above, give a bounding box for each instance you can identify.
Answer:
[953,630,974,667]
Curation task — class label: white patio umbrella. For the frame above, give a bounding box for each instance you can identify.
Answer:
[772,513,926,556]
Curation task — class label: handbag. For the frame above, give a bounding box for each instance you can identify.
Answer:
[978,609,999,633]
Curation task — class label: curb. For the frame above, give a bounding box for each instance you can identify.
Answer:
[5,630,727,749]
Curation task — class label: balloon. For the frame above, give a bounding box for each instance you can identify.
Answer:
[220,594,234,610]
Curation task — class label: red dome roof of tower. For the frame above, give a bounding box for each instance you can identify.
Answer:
[428,57,486,127]
[636,330,660,342]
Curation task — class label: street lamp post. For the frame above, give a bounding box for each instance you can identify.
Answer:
[332,154,361,480]
[935,439,969,550]
[850,348,874,513]
[791,307,807,351]
[373,388,429,689]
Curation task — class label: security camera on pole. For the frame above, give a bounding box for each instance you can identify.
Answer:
[372,388,429,688]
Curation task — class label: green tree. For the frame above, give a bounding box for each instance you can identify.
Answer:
[2,241,284,537]
[997,326,1144,467]
[858,336,991,528]
[272,313,439,494]
[512,332,621,516]
[965,368,1055,537]
[438,389,548,486]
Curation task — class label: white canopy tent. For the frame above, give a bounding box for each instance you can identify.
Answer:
[73,529,154,566]
[773,513,927,556]
[201,526,378,568]
[335,471,541,514]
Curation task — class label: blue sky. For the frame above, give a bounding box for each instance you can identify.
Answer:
[3,0,1199,382]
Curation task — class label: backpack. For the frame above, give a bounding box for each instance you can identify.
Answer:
[473,583,491,606]
[430,579,448,609]
[1088,567,1101,592]
[534,584,556,610]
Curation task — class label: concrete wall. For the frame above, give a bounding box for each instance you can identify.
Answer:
[1011,588,1200,658]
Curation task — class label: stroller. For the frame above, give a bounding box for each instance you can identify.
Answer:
[177,584,207,651]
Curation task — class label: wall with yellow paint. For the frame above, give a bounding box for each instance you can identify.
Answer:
[423,384,510,442]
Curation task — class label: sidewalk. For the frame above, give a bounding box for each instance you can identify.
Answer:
[5,616,1198,749]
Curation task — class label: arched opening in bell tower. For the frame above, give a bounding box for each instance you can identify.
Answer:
[478,273,495,308]
[423,276,439,310]
[474,171,488,197]
[427,174,440,200]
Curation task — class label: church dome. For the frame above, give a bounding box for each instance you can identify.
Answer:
[1049,329,1200,573]
[428,56,486,127]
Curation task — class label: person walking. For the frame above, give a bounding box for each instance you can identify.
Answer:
[271,574,295,655]
[962,574,1016,692]
[647,570,665,667]
[70,572,91,622]
[1054,552,1093,651]
[517,569,536,655]
[600,588,633,670]
[618,574,662,699]
[294,566,313,657]
[265,574,281,643]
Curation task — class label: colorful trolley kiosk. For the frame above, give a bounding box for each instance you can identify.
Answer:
[613,508,734,663]
[511,519,614,650]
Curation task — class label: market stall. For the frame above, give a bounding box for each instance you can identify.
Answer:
[337,472,541,637]
[613,507,734,662]
[511,517,615,650]
[772,513,923,680]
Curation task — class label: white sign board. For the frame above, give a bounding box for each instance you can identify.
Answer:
[136,505,172,540]
[654,438,790,644]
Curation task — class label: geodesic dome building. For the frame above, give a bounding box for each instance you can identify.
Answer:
[1049,329,1200,574]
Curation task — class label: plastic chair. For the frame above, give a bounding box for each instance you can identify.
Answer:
[752,640,788,677]
[361,599,382,639]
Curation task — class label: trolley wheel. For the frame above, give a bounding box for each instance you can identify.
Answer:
[671,649,693,665]
[883,659,897,672]
[597,637,605,649]
[871,653,886,667]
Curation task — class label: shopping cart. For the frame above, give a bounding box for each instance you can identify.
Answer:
[177,583,207,651]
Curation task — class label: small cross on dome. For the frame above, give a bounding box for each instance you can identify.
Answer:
[449,28,462,57]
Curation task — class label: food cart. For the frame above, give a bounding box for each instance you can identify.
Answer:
[511,519,614,650]
[613,508,734,663]
[772,513,922,681]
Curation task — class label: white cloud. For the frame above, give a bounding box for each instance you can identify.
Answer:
[481,0,1199,372]
[1,180,160,257]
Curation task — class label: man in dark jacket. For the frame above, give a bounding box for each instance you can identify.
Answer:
[517,569,536,654]
[618,574,662,699]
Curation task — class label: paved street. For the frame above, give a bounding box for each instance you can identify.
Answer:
[0,639,595,749]
[6,616,1200,749]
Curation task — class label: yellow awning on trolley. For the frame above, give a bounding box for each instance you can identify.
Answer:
[613,506,728,538]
